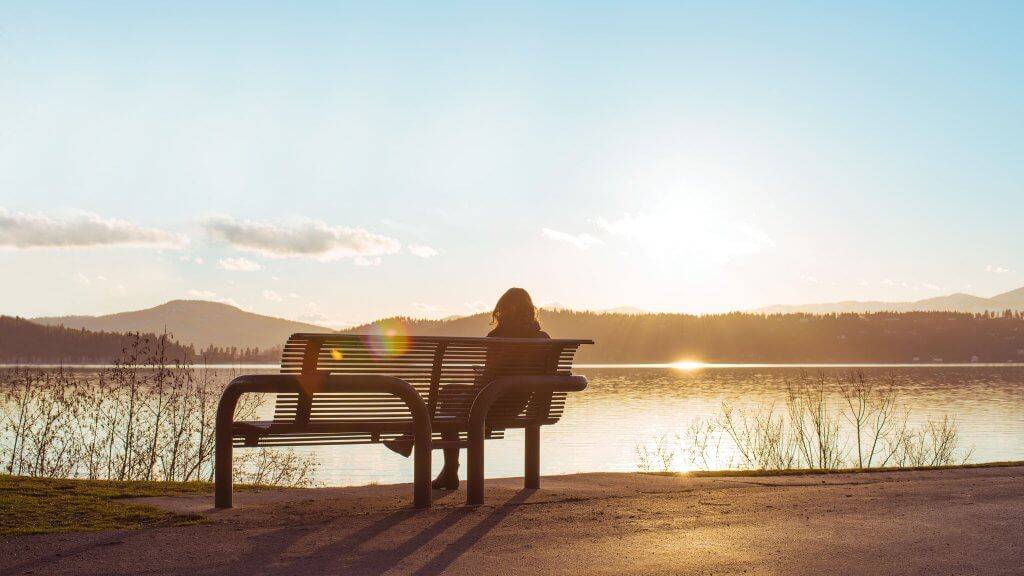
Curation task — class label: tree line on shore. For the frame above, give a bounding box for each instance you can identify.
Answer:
[0,316,280,364]
[5,309,1024,364]
[350,309,1024,363]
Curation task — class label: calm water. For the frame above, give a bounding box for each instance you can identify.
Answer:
[224,365,1024,486]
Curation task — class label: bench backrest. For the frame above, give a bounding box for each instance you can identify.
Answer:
[274,334,592,430]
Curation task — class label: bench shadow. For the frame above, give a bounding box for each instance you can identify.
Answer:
[275,489,532,576]
[410,489,533,575]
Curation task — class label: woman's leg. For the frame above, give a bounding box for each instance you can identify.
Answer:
[432,431,460,489]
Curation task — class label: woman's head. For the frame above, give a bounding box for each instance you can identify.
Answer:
[491,287,539,328]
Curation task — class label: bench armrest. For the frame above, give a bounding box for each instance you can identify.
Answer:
[215,373,433,508]
[466,375,587,431]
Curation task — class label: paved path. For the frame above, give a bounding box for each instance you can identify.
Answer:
[3,466,1022,575]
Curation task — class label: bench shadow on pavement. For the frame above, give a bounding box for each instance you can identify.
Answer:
[276,488,534,576]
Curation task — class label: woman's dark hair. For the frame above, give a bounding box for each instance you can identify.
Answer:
[491,287,539,328]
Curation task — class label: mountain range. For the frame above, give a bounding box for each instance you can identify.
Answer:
[21,285,1024,357]
[757,286,1024,315]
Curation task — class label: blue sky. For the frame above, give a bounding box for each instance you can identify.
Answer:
[2,2,1022,326]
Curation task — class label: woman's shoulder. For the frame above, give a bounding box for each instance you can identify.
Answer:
[487,324,549,338]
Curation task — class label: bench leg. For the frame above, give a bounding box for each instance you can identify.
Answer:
[413,432,431,509]
[525,424,540,489]
[214,416,233,508]
[467,428,485,506]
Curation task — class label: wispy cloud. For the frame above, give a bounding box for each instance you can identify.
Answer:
[262,289,283,301]
[218,256,263,272]
[0,208,186,249]
[541,228,603,250]
[591,210,773,263]
[986,265,1014,275]
[464,301,490,313]
[203,215,401,262]
[186,289,238,307]
[297,302,352,329]
[353,256,382,267]
[72,272,126,295]
[407,244,439,258]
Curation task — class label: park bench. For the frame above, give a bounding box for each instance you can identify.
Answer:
[215,333,593,509]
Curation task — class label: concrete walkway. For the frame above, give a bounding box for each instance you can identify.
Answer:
[3,466,1022,575]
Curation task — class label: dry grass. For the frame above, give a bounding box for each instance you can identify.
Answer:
[0,474,210,535]
[640,460,1024,478]
[0,474,283,535]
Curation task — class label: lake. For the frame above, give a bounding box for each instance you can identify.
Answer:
[225,364,1023,486]
[3,364,1021,486]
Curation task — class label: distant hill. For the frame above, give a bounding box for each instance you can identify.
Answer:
[758,286,1024,315]
[32,300,333,350]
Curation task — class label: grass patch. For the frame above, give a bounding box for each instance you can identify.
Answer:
[641,460,1024,478]
[1,475,218,535]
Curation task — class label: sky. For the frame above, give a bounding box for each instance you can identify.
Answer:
[1,2,1023,327]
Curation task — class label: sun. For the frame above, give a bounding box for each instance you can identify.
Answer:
[671,360,705,371]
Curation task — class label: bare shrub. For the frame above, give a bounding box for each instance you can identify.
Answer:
[787,379,846,470]
[682,418,722,471]
[635,434,677,472]
[636,372,974,473]
[719,402,800,470]
[0,334,317,487]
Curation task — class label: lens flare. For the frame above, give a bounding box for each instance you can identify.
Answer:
[361,319,411,358]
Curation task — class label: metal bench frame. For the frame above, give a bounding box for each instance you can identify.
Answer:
[214,334,592,509]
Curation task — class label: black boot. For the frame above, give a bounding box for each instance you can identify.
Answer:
[383,435,413,458]
[431,465,460,490]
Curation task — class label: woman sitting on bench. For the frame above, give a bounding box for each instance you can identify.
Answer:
[386,287,549,489]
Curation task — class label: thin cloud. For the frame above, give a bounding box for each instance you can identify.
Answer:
[0,208,186,249]
[203,215,401,262]
[297,302,352,329]
[464,301,490,313]
[541,227,603,250]
[262,289,283,302]
[218,257,263,272]
[407,244,439,258]
[186,289,238,307]
[353,256,382,267]
[592,210,773,263]
[985,265,1014,275]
